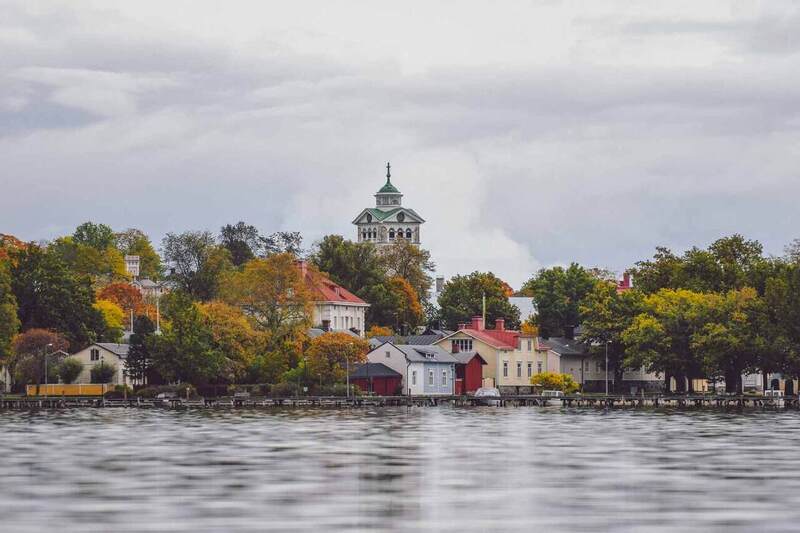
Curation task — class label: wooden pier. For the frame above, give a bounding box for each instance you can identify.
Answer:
[1,394,797,410]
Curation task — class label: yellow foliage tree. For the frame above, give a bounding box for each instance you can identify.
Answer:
[366,325,393,338]
[530,371,580,394]
[305,332,369,385]
[94,299,124,331]
[197,301,261,382]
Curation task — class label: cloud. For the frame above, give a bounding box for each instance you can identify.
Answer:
[1,0,800,289]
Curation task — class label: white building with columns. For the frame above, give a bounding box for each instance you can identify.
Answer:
[352,163,425,248]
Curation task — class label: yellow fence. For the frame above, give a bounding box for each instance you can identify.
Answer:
[26,384,112,397]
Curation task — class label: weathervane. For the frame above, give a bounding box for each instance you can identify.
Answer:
[386,162,391,178]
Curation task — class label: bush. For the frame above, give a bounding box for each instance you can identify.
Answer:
[90,362,117,384]
[59,358,84,384]
[531,372,580,394]
[135,384,198,399]
[270,382,299,398]
[104,385,133,399]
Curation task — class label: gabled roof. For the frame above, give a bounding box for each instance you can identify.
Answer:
[95,343,130,358]
[395,344,458,364]
[352,207,425,225]
[350,362,402,379]
[451,351,488,365]
[540,337,589,356]
[439,328,518,350]
[300,263,368,306]
[309,328,362,339]
[371,334,442,346]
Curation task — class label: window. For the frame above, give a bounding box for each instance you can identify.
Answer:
[397,212,405,222]
[428,370,434,386]
[537,361,543,373]
[389,229,395,239]
[584,360,590,371]
[452,339,473,352]
[503,361,508,377]
[366,214,372,223]
[333,316,338,329]
[527,339,532,351]
[385,351,391,358]
[527,362,532,377]
[406,229,412,239]
[517,362,522,378]
[412,371,417,385]
[596,361,603,372]
[90,348,100,361]
[442,370,447,386]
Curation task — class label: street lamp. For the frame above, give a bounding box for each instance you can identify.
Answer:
[605,340,609,396]
[43,343,54,398]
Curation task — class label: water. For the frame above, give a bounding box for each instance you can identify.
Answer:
[2,407,800,532]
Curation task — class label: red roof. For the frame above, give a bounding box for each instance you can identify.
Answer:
[453,327,519,350]
[298,262,367,305]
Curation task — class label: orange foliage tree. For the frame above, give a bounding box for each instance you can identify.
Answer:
[97,283,145,317]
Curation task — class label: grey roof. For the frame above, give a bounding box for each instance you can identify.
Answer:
[350,363,402,379]
[540,337,589,356]
[134,278,160,288]
[371,334,441,346]
[308,328,361,339]
[422,328,454,337]
[451,351,488,365]
[394,344,458,364]
[96,343,130,358]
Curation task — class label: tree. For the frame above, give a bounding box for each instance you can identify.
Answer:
[366,325,393,338]
[579,282,645,393]
[530,372,579,393]
[219,222,261,266]
[97,282,145,319]
[94,299,125,342]
[58,357,83,384]
[90,362,117,383]
[380,239,435,304]
[125,315,156,386]
[0,260,20,367]
[437,271,521,331]
[221,254,312,349]
[261,231,303,257]
[11,329,69,393]
[73,222,116,250]
[162,231,233,300]
[10,245,105,348]
[785,238,800,264]
[197,301,260,383]
[49,236,127,282]
[522,263,598,338]
[305,332,369,385]
[115,228,162,279]
[150,292,224,384]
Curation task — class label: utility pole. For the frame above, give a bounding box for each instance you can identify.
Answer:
[605,341,609,396]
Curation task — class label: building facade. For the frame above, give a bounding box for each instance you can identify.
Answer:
[298,261,369,337]
[366,342,457,395]
[352,163,425,248]
[69,343,131,386]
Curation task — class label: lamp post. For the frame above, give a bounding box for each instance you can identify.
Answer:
[43,343,53,398]
[604,340,609,396]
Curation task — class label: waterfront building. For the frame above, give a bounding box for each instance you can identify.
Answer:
[352,163,425,248]
[349,363,403,395]
[69,343,131,386]
[451,351,487,394]
[297,260,369,337]
[366,342,457,395]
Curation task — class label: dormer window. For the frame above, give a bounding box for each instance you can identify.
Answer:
[366,213,372,223]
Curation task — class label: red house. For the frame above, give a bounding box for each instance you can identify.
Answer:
[452,351,487,395]
[350,363,402,395]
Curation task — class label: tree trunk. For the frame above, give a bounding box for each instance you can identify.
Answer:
[664,372,672,393]
[674,373,687,393]
[762,370,769,392]
[614,367,624,394]
[724,368,740,395]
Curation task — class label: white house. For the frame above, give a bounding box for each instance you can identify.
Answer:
[366,342,457,396]
[69,343,130,386]
[298,261,369,337]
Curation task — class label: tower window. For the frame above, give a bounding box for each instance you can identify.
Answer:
[406,229,412,239]
[366,214,372,223]
[389,229,395,239]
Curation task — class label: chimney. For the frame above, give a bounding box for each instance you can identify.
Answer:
[296,260,308,278]
[471,316,484,331]
[623,272,632,288]
[435,276,445,293]
[495,318,505,331]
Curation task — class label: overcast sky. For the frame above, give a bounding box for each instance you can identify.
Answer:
[2,1,799,288]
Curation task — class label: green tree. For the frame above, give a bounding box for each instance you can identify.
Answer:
[11,329,69,393]
[10,245,105,348]
[73,222,116,250]
[0,260,20,367]
[58,357,83,384]
[125,315,156,386]
[219,221,261,266]
[49,236,127,282]
[90,362,117,383]
[115,228,162,279]
[437,271,521,331]
[522,263,598,338]
[162,231,233,300]
[379,239,435,304]
[579,282,645,392]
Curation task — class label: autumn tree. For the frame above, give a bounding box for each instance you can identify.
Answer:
[12,329,69,393]
[305,332,369,385]
[162,231,233,300]
[49,236,127,282]
[384,276,424,333]
[0,260,20,369]
[115,228,162,279]
[94,299,125,342]
[437,271,521,331]
[97,282,145,319]
[197,301,260,383]
[380,239,435,304]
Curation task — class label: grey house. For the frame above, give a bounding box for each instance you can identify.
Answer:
[366,342,457,396]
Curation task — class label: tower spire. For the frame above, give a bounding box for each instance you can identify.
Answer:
[386,161,391,178]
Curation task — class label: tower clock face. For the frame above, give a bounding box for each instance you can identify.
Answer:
[397,212,405,222]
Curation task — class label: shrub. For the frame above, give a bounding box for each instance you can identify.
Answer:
[90,362,117,384]
[270,382,298,398]
[531,372,580,394]
[104,384,133,399]
[59,358,84,384]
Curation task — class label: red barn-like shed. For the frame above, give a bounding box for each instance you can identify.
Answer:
[453,351,487,395]
[350,363,402,395]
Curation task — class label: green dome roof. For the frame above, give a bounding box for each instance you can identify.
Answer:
[377,177,400,194]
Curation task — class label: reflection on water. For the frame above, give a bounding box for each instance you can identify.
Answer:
[2,407,800,532]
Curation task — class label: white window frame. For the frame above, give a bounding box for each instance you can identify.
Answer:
[517,361,522,378]
[428,370,434,386]
[527,362,532,377]
[503,361,508,378]
[441,370,447,386]
[412,371,417,386]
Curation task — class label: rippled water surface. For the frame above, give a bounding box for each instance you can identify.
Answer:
[3,407,800,532]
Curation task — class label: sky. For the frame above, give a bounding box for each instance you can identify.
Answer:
[2,0,800,288]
